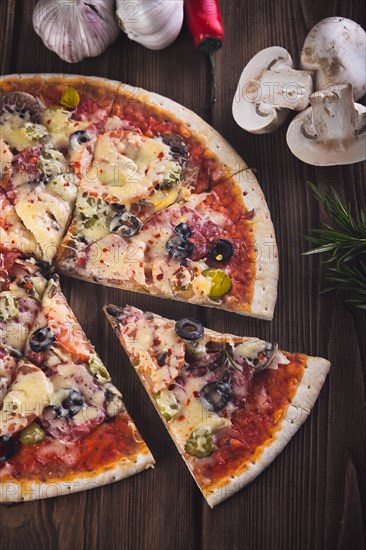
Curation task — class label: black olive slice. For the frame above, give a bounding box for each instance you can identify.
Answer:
[166,223,194,261]
[166,235,194,261]
[199,381,230,412]
[61,390,84,418]
[208,239,234,264]
[174,223,192,239]
[29,327,54,352]
[36,260,53,280]
[0,92,43,121]
[43,389,85,420]
[110,211,141,238]
[105,305,122,318]
[69,130,94,150]
[175,318,204,340]
[43,405,65,420]
[0,435,18,461]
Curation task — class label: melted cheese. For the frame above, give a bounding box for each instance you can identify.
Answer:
[0,293,19,321]
[82,233,146,287]
[84,131,181,204]
[0,355,17,405]
[0,113,48,150]
[40,108,90,149]
[122,314,185,393]
[75,193,110,242]
[0,195,41,257]
[46,173,78,203]
[48,363,105,427]
[0,139,13,184]
[0,365,53,436]
[168,376,232,449]
[15,189,70,261]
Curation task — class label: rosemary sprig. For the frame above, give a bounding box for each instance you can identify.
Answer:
[303,183,366,309]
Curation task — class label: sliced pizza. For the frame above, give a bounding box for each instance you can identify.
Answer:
[0,75,120,262]
[0,278,154,503]
[105,305,330,508]
[57,84,278,319]
[0,247,48,355]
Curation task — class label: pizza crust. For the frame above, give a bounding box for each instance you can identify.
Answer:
[204,356,330,507]
[0,73,121,103]
[0,450,154,503]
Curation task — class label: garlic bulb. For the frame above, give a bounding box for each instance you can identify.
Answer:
[116,0,184,50]
[33,0,120,63]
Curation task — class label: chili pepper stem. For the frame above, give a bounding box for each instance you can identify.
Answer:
[209,52,217,104]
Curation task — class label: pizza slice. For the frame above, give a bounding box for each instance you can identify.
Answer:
[105,305,330,508]
[57,86,278,319]
[0,75,120,262]
[0,278,154,503]
[0,247,48,355]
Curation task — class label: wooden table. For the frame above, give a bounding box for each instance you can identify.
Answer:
[1,1,365,549]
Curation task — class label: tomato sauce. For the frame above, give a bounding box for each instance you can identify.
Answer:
[203,183,256,307]
[193,354,306,489]
[1,413,147,482]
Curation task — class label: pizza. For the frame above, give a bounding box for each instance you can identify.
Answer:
[1,73,284,503]
[0,75,119,262]
[0,272,154,503]
[105,305,330,507]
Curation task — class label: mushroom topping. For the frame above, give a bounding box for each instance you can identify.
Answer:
[232,47,313,134]
[301,17,366,101]
[166,223,194,260]
[0,92,44,122]
[287,84,366,166]
[160,133,189,165]
[109,211,141,238]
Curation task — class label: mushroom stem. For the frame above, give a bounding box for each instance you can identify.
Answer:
[254,66,313,111]
[302,84,365,149]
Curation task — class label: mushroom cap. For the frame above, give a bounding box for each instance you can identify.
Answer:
[286,102,366,166]
[301,17,366,101]
[232,46,293,134]
[0,92,44,121]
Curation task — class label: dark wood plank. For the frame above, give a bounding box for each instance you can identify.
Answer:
[0,0,16,74]
[1,1,365,549]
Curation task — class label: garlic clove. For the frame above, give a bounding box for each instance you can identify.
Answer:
[33,0,120,63]
[116,0,184,51]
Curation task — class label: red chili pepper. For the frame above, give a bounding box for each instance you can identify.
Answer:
[184,0,224,104]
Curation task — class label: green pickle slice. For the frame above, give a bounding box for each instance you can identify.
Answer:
[203,269,232,298]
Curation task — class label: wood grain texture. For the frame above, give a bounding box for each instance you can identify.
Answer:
[0,1,365,549]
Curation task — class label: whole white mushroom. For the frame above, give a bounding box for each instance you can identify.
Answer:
[301,17,366,101]
[286,84,366,166]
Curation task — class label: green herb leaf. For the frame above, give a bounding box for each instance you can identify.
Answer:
[303,183,366,309]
